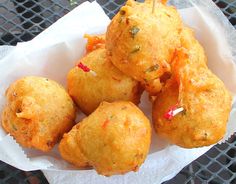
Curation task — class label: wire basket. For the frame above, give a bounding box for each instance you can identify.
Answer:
[0,0,235,183]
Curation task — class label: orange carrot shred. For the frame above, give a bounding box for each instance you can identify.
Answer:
[102,119,110,129]
[84,34,105,54]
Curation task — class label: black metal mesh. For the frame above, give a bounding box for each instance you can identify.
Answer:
[0,162,48,184]
[165,134,236,184]
[0,0,235,183]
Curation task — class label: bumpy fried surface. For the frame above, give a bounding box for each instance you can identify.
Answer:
[1,76,76,152]
[152,28,232,148]
[106,0,183,95]
[67,48,143,115]
[59,101,151,176]
[59,124,90,168]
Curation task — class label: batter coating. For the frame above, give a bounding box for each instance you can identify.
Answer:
[59,123,90,168]
[67,48,143,115]
[1,76,76,152]
[152,28,232,148]
[106,0,183,95]
[59,101,151,176]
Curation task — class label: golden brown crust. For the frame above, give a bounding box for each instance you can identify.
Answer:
[1,76,76,152]
[59,101,151,176]
[106,0,183,95]
[59,124,90,168]
[67,48,143,115]
[152,28,232,148]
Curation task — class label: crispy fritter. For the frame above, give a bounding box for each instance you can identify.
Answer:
[152,28,232,148]
[67,48,143,115]
[59,101,151,176]
[106,0,183,95]
[1,76,76,152]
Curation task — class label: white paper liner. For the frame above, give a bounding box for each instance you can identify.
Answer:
[0,0,235,183]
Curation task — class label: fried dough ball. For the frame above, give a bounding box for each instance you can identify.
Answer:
[152,28,232,148]
[67,48,143,115]
[59,124,90,168]
[106,0,183,95]
[59,101,151,176]
[1,76,76,152]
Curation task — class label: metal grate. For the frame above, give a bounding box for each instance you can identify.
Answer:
[213,0,236,27]
[0,162,48,184]
[165,134,236,184]
[0,0,235,183]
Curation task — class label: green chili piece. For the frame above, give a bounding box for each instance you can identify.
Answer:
[131,45,140,54]
[12,124,17,131]
[145,64,159,73]
[129,26,140,38]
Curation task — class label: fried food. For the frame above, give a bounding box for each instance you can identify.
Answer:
[106,0,183,95]
[67,48,143,115]
[59,101,151,176]
[59,123,90,168]
[152,28,232,148]
[84,34,105,54]
[1,76,76,152]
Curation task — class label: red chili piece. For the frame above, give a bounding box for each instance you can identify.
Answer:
[163,104,178,120]
[77,62,90,72]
